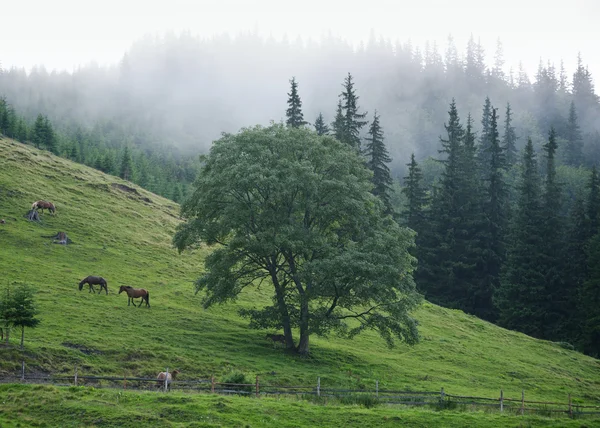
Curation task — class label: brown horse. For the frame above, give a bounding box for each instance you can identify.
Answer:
[32,200,56,214]
[119,285,150,307]
[156,369,179,391]
[78,276,108,294]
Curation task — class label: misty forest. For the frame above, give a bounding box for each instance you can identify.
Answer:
[1,31,600,358]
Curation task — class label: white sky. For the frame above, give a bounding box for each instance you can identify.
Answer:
[2,0,599,81]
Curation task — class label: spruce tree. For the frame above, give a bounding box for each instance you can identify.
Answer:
[332,100,345,142]
[478,107,507,321]
[502,103,517,167]
[285,77,307,128]
[339,73,368,151]
[43,116,57,154]
[478,97,492,171]
[580,233,600,357]
[588,166,600,236]
[364,111,393,213]
[314,112,330,136]
[540,128,565,338]
[32,114,46,149]
[401,153,427,232]
[120,147,133,180]
[496,139,545,336]
[564,101,583,167]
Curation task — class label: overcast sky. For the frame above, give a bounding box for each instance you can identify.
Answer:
[2,0,599,81]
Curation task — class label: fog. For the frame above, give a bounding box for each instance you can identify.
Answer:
[1,1,599,176]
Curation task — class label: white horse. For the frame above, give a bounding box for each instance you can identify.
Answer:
[156,369,180,390]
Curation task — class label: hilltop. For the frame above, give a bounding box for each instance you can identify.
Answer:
[0,136,599,408]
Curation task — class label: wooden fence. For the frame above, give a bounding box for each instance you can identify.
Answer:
[2,368,599,419]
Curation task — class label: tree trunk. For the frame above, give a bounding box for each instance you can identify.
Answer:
[270,269,295,350]
[296,297,310,355]
[20,326,24,350]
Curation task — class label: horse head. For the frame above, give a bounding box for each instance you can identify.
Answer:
[78,280,85,291]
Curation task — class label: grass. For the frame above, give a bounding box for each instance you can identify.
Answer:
[0,383,593,428]
[0,137,599,425]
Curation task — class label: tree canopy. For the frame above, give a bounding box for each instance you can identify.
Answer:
[174,124,421,354]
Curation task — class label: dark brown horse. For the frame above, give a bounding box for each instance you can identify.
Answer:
[78,276,108,294]
[32,200,56,214]
[119,285,150,307]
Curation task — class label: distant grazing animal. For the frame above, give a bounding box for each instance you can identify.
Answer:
[0,219,5,224]
[156,369,180,390]
[265,333,286,345]
[78,276,108,294]
[118,285,150,307]
[31,200,56,214]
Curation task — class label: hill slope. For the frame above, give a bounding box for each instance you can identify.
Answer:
[0,137,599,406]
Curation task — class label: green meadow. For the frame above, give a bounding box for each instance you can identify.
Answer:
[0,137,599,426]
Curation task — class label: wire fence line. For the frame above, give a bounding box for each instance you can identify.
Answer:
[1,369,599,419]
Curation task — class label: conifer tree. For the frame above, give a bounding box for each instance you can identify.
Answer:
[402,153,427,232]
[32,114,45,149]
[540,128,566,338]
[496,139,545,336]
[331,100,345,142]
[588,166,600,236]
[285,77,307,128]
[478,107,507,321]
[580,234,600,357]
[564,101,583,166]
[339,73,368,150]
[120,147,134,180]
[314,112,330,136]
[364,111,393,213]
[43,116,57,154]
[478,97,492,170]
[502,103,517,167]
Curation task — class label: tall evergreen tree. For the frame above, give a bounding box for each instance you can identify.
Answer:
[540,128,566,338]
[496,139,545,336]
[478,107,507,321]
[331,100,345,142]
[285,77,307,128]
[314,112,330,136]
[32,114,46,149]
[588,166,600,236]
[364,111,393,213]
[564,101,583,167]
[42,116,57,154]
[478,97,492,171]
[339,73,368,150]
[120,146,134,181]
[402,153,427,232]
[502,103,517,167]
[580,233,600,357]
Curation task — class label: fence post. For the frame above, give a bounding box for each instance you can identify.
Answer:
[74,366,78,386]
[255,375,259,398]
[500,389,503,413]
[21,360,25,381]
[520,390,525,415]
[164,368,169,393]
[440,387,445,408]
[317,377,320,397]
[123,373,127,390]
[376,380,379,398]
[211,375,215,393]
[569,393,572,418]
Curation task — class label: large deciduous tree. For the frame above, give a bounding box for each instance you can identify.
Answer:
[174,124,421,355]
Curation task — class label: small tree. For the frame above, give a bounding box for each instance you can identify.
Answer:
[285,77,307,128]
[314,112,330,136]
[0,284,40,349]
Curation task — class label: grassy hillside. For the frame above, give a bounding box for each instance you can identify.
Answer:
[0,136,599,413]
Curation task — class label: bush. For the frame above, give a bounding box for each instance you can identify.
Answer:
[221,371,253,395]
[337,394,380,409]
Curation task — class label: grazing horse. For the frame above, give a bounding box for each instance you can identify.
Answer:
[118,285,150,307]
[156,369,179,391]
[78,276,108,294]
[32,200,56,214]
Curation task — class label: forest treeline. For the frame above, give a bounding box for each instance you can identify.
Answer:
[1,31,599,356]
